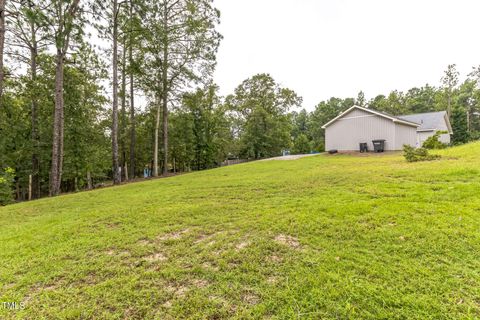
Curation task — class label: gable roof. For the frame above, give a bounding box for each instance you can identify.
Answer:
[321,105,419,129]
[398,111,453,134]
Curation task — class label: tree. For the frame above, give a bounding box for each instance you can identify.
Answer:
[451,107,469,144]
[292,134,310,155]
[0,167,15,205]
[456,79,477,135]
[6,0,49,199]
[291,109,309,140]
[46,0,83,196]
[62,44,111,192]
[141,0,222,175]
[183,85,230,170]
[127,0,137,178]
[356,91,366,107]
[227,74,302,159]
[441,64,459,118]
[368,91,406,115]
[111,0,120,184]
[0,0,5,104]
[404,85,439,114]
[92,0,122,184]
[467,66,480,138]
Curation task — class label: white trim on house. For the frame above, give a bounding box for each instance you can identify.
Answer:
[321,105,419,129]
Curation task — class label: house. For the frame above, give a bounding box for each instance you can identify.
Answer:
[398,111,453,146]
[321,106,452,151]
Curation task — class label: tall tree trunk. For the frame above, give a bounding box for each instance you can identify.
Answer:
[154,93,160,177]
[0,0,5,104]
[86,170,92,190]
[50,51,65,196]
[49,0,80,196]
[121,40,127,179]
[129,54,135,179]
[128,0,135,179]
[162,79,168,175]
[111,0,121,184]
[447,93,451,119]
[162,2,169,175]
[30,21,40,199]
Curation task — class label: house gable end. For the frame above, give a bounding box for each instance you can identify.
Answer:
[322,105,419,129]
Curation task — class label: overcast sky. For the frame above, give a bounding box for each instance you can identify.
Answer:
[213,0,480,111]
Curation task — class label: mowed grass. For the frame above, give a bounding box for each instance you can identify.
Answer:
[1,143,480,319]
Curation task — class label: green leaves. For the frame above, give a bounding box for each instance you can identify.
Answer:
[403,145,441,162]
[0,167,15,205]
[227,74,301,159]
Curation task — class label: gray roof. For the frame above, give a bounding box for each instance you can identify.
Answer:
[398,111,451,132]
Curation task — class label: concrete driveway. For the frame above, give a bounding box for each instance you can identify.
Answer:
[262,154,320,161]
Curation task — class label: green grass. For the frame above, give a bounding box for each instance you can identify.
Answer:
[1,143,480,319]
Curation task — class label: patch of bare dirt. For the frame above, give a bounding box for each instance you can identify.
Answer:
[242,292,260,305]
[81,272,99,285]
[266,276,278,285]
[137,239,152,246]
[106,222,120,229]
[165,283,189,298]
[274,234,301,249]
[235,240,250,251]
[3,283,15,291]
[192,279,209,288]
[144,252,167,262]
[105,248,130,257]
[24,280,64,304]
[268,255,283,263]
[202,262,219,271]
[156,228,191,241]
[212,249,223,256]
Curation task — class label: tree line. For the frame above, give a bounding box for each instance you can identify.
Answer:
[0,1,478,204]
[291,64,480,153]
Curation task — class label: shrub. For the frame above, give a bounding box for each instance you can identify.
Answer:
[0,167,15,206]
[422,131,448,149]
[403,145,441,163]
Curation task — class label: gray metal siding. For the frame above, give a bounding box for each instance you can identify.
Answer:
[417,131,451,146]
[344,108,374,118]
[325,109,396,151]
[417,131,432,146]
[394,123,418,150]
[439,133,451,144]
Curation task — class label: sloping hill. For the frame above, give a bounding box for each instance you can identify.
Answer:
[1,143,480,319]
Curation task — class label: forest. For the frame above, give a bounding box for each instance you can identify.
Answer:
[0,1,479,204]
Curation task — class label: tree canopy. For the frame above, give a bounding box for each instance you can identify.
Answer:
[1,2,479,204]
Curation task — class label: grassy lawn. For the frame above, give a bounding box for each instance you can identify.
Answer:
[1,143,480,319]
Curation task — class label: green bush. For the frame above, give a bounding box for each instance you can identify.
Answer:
[0,167,15,206]
[403,145,441,163]
[422,131,448,149]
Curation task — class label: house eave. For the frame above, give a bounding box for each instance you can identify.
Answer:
[392,119,420,127]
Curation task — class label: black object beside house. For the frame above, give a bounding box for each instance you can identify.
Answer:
[372,140,386,152]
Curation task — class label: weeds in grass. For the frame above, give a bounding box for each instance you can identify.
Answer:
[1,143,480,318]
